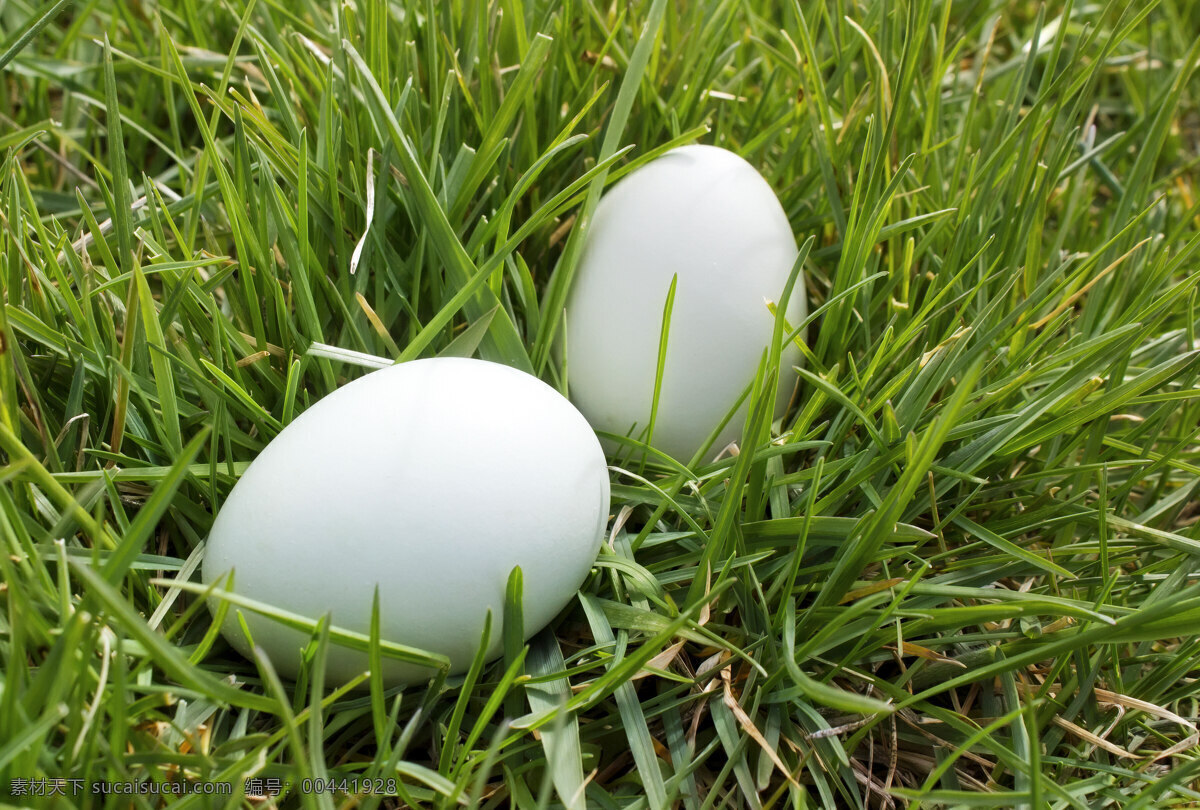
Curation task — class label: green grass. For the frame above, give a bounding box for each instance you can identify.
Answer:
[2,0,1200,807]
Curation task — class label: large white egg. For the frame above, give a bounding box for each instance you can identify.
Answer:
[565,144,805,461]
[201,357,610,685]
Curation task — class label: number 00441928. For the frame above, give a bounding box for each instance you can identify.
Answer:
[299,778,398,795]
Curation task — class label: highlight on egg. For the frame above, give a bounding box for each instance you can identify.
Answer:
[201,357,611,686]
[564,144,806,462]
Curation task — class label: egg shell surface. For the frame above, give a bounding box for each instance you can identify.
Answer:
[201,357,610,685]
[565,144,805,461]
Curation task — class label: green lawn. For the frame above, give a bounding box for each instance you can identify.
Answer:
[2,0,1200,807]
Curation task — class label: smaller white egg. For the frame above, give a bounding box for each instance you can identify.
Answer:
[564,144,805,461]
[202,358,610,685]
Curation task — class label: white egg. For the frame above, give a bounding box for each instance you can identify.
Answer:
[565,144,805,461]
[201,357,610,685]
